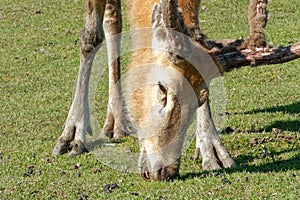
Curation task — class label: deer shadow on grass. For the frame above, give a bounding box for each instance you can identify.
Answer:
[180,149,300,181]
[261,120,300,132]
[243,101,300,115]
[227,101,300,132]
[249,102,300,132]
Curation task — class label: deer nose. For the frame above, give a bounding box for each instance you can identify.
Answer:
[140,167,178,181]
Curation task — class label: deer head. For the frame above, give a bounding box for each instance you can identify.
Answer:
[123,0,219,181]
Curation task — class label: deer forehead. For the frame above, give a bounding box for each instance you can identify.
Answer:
[147,64,183,88]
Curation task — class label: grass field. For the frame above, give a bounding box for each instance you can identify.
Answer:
[0,0,299,199]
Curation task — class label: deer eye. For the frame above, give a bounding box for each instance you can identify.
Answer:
[158,82,167,107]
[158,82,167,94]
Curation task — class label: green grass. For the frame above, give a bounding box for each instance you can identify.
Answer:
[0,0,299,199]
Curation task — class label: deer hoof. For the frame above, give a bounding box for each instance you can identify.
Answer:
[202,159,222,171]
[69,140,87,157]
[221,157,237,168]
[52,141,70,156]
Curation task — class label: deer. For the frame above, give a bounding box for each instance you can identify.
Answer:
[52,0,237,181]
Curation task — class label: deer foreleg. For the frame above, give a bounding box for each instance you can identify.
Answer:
[101,0,125,138]
[53,0,105,156]
[194,100,237,170]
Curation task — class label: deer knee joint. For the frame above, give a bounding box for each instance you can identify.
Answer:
[80,26,103,57]
[80,5,104,57]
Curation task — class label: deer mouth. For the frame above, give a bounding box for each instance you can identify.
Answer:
[140,166,180,181]
[139,156,180,181]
